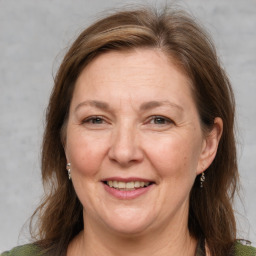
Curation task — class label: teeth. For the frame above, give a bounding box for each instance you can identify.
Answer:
[106,181,151,189]
[126,182,134,189]
[134,181,140,188]
[119,182,125,189]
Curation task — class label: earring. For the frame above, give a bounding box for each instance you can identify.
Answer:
[200,172,205,188]
[66,163,71,180]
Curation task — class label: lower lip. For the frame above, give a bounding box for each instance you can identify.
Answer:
[103,183,153,200]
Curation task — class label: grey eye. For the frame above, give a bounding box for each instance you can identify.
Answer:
[153,117,166,124]
[91,117,103,124]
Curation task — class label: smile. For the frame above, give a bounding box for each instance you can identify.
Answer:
[105,181,151,190]
[102,178,155,199]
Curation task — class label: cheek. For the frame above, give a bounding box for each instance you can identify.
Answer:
[144,134,201,179]
[65,130,108,176]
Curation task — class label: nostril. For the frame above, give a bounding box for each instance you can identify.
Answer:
[108,133,144,166]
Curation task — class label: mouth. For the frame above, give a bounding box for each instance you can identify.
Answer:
[102,177,155,199]
[103,180,154,191]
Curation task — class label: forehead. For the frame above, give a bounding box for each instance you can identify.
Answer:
[83,48,188,79]
[71,48,194,109]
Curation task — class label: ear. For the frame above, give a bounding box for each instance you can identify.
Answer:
[196,117,223,175]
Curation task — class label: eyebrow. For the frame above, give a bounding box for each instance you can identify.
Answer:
[75,100,184,112]
[75,100,110,112]
[140,100,184,112]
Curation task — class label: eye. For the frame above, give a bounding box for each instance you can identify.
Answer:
[80,115,111,130]
[82,116,105,124]
[151,117,168,124]
[148,115,174,125]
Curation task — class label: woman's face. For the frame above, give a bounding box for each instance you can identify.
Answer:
[65,49,210,235]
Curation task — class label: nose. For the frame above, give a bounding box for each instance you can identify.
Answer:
[108,122,143,167]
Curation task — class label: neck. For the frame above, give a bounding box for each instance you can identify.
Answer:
[67,213,197,256]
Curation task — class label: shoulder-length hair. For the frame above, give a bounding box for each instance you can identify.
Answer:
[31,6,238,256]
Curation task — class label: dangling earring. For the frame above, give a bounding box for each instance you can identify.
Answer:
[66,163,71,180]
[200,172,205,188]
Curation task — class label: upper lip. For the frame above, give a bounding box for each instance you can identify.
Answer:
[102,177,155,183]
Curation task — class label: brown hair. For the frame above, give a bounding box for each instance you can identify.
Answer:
[31,6,238,256]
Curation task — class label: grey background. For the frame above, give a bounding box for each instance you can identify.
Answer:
[0,0,255,252]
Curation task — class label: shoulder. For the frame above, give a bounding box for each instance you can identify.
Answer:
[233,240,256,256]
[1,244,41,256]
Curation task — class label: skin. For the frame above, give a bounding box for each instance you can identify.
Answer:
[65,48,223,256]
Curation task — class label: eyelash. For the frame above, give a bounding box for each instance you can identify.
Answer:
[147,115,174,125]
[82,116,106,124]
[81,115,174,127]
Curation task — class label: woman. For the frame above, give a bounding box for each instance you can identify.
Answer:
[2,6,255,256]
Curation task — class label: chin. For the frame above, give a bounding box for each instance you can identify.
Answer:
[101,208,155,236]
[107,221,152,236]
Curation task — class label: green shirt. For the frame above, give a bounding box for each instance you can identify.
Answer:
[1,241,256,256]
[235,242,256,256]
[1,244,40,256]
